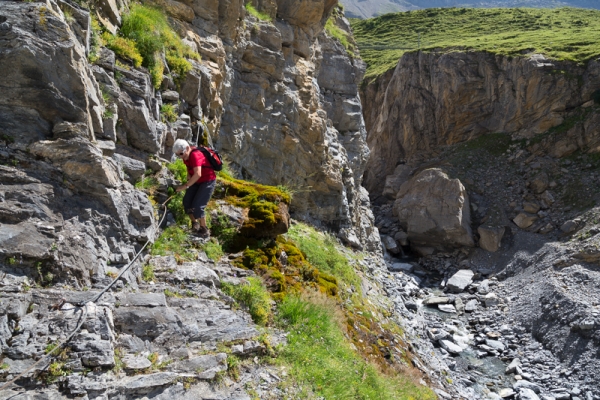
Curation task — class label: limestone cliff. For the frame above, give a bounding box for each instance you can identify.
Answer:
[361,51,600,197]
[0,0,379,292]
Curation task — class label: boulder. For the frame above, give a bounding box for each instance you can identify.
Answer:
[478,226,505,252]
[388,262,413,273]
[530,172,549,194]
[446,269,474,293]
[517,388,540,400]
[439,339,463,355]
[438,304,456,313]
[382,165,412,200]
[513,213,538,229]
[423,296,451,305]
[381,235,400,255]
[393,169,474,251]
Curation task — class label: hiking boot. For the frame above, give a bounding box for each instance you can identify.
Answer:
[196,226,210,239]
[192,222,201,232]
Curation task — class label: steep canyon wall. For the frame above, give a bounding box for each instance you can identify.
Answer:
[361,51,600,197]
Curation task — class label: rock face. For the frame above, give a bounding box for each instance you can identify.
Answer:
[216,8,377,250]
[361,51,600,196]
[393,168,473,251]
[0,2,156,286]
[0,0,380,290]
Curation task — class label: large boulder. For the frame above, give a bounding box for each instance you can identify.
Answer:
[393,168,474,251]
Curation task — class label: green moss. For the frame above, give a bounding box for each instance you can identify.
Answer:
[213,175,291,240]
[142,264,155,282]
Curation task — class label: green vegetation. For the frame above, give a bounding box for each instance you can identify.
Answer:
[102,32,143,67]
[88,16,102,63]
[287,223,361,291]
[119,4,199,88]
[151,226,194,260]
[142,264,155,282]
[166,159,188,224]
[325,10,356,58]
[135,176,159,192]
[276,295,436,399]
[351,7,600,80]
[215,174,291,239]
[222,277,272,325]
[201,238,224,261]
[245,3,271,22]
[160,103,179,123]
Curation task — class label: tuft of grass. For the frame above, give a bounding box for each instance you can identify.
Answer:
[287,223,361,292]
[142,264,155,282]
[102,32,143,68]
[160,103,178,123]
[221,277,272,325]
[201,238,224,261]
[151,226,193,259]
[325,18,356,58]
[276,294,436,400]
[245,3,271,22]
[120,4,199,88]
[352,7,600,80]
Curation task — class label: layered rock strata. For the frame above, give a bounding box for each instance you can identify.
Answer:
[362,51,600,197]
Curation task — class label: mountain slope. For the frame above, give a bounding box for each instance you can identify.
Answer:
[341,0,600,19]
[351,7,600,80]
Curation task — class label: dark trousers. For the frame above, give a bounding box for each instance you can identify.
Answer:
[182,180,216,219]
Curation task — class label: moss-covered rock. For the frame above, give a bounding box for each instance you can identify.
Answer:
[212,175,290,240]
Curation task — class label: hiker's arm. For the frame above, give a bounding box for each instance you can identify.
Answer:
[176,166,202,192]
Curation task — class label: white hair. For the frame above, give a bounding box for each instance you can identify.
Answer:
[173,139,189,155]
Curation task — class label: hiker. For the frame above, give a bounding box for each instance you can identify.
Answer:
[173,139,217,238]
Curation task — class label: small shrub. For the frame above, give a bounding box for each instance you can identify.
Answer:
[221,277,272,325]
[245,3,271,22]
[142,264,155,282]
[160,104,178,123]
[88,16,103,63]
[166,159,188,224]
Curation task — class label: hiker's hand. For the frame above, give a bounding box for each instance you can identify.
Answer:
[175,185,187,193]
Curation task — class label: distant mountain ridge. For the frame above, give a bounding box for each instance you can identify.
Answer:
[341,0,600,19]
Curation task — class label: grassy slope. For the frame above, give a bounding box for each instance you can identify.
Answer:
[351,7,600,80]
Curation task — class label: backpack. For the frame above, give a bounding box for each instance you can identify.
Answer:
[191,146,223,171]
